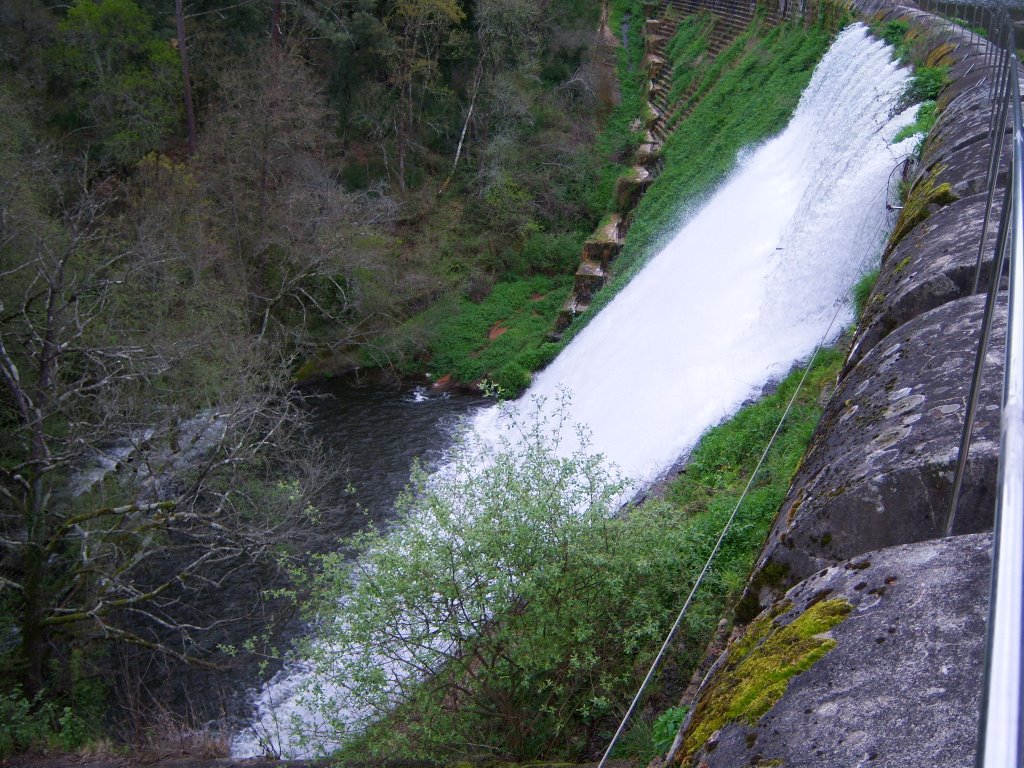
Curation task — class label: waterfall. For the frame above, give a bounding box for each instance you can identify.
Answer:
[476,24,916,486]
[233,23,916,757]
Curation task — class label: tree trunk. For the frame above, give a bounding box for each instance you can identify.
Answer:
[396,72,411,192]
[271,0,282,44]
[174,0,198,156]
[20,523,47,697]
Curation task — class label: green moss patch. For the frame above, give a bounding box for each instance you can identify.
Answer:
[889,165,958,248]
[681,598,853,761]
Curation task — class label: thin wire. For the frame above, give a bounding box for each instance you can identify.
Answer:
[596,21,917,763]
[596,290,851,768]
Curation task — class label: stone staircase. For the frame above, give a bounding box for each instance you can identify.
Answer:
[645,0,757,143]
[554,214,627,332]
[551,0,806,340]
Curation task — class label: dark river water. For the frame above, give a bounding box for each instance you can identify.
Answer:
[306,381,491,537]
[169,381,490,736]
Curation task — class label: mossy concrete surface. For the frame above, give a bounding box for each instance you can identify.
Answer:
[677,598,852,763]
[750,294,1002,597]
[848,191,999,370]
[887,164,958,248]
[680,534,988,768]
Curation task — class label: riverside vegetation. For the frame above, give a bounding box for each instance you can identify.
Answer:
[273,349,845,762]
[0,0,876,760]
[0,0,622,752]
[278,12,946,765]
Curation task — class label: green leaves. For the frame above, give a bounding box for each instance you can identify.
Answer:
[901,65,949,108]
[49,0,182,167]
[298,398,641,758]
[292,352,842,762]
[652,705,689,754]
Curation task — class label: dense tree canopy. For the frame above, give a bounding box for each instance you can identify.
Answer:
[0,0,614,753]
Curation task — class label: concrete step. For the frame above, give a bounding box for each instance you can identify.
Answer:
[572,259,607,303]
[582,215,625,269]
[754,292,1004,598]
[849,192,1000,371]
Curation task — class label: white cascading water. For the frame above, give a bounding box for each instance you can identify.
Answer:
[233,23,917,757]
[478,24,918,486]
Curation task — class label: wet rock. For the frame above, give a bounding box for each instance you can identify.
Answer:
[683,534,989,768]
[755,294,1002,595]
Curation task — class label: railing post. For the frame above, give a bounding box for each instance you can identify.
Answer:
[976,51,1024,768]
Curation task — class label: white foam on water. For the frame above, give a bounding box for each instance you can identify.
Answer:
[232,24,917,757]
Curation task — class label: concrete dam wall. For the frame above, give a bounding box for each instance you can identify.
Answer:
[653,3,1018,766]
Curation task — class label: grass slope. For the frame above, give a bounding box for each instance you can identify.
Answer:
[559,11,838,347]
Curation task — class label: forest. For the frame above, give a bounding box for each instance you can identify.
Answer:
[0,0,861,758]
[0,0,635,753]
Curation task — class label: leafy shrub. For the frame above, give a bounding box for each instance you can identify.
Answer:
[876,19,909,47]
[299,396,636,760]
[518,230,585,275]
[0,688,99,757]
[496,360,531,393]
[902,65,949,106]
[0,691,52,757]
[652,705,690,754]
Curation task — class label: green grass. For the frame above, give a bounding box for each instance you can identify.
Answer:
[556,13,837,350]
[664,347,842,516]
[665,12,716,107]
[852,268,880,320]
[872,18,910,60]
[893,99,937,144]
[418,275,571,393]
[603,347,846,756]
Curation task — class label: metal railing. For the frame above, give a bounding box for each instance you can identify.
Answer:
[606,3,1024,764]
[914,1,1024,765]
